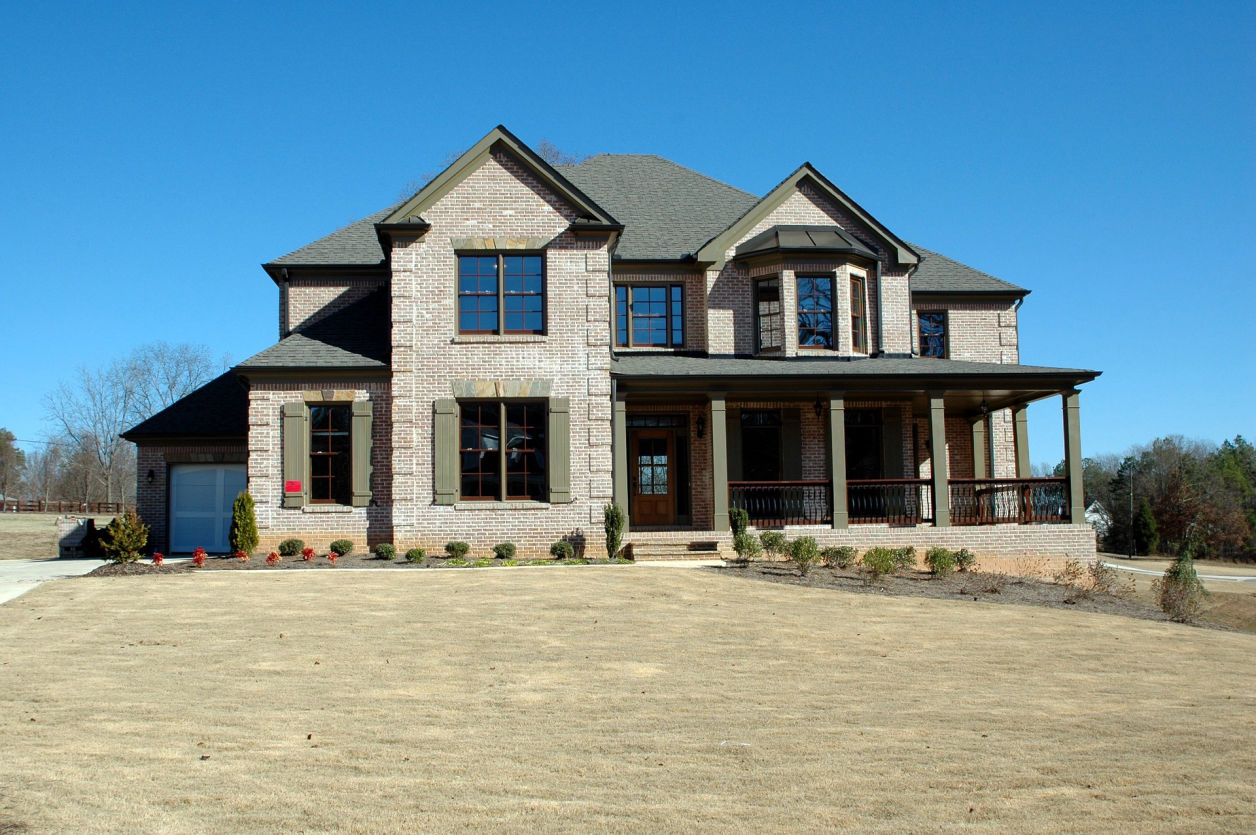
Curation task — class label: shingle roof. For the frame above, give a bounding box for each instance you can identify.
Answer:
[237,288,390,371]
[611,354,1096,381]
[121,372,249,441]
[557,155,759,261]
[909,244,1027,295]
[735,225,877,260]
[269,204,399,267]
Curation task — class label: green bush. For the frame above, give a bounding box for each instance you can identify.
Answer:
[861,547,896,581]
[729,508,749,537]
[446,557,468,566]
[891,546,917,573]
[329,539,354,557]
[954,548,976,572]
[373,543,397,561]
[101,511,149,563]
[788,537,820,576]
[603,503,626,559]
[732,531,761,565]
[229,492,259,555]
[821,546,858,569]
[924,546,955,576]
[759,530,787,559]
[473,558,494,567]
[277,538,305,557]
[550,541,575,560]
[492,542,516,560]
[444,541,470,559]
[1156,533,1208,622]
[405,547,426,563]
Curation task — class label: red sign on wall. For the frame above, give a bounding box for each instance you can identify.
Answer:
[285,480,302,493]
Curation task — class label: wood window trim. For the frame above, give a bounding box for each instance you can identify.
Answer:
[615,283,685,348]
[849,269,868,354]
[308,403,351,505]
[456,252,546,336]
[918,310,949,359]
[796,273,836,351]
[457,399,549,502]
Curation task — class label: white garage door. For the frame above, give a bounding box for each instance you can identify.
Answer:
[169,464,247,553]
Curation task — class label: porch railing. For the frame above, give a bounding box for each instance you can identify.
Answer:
[729,480,831,527]
[847,479,934,524]
[949,478,1069,525]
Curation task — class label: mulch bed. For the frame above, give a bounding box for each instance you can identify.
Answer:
[141,554,625,571]
[87,562,191,577]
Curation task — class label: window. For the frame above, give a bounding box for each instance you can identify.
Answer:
[918,311,947,358]
[796,275,834,348]
[755,278,783,352]
[849,272,868,353]
[309,405,351,504]
[615,284,684,347]
[458,254,544,335]
[459,401,548,501]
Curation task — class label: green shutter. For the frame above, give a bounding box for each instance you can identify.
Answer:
[782,409,802,480]
[434,399,458,505]
[881,407,904,478]
[548,397,571,503]
[726,407,743,482]
[281,402,306,508]
[350,400,373,507]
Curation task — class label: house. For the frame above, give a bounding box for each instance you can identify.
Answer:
[123,126,1100,559]
[1085,501,1113,541]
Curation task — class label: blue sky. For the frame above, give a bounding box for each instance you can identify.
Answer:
[1,0,1252,467]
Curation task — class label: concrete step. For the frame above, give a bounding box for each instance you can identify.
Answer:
[627,540,729,561]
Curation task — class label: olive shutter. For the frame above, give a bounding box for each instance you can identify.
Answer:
[548,397,571,503]
[726,407,743,481]
[782,409,802,480]
[281,402,306,508]
[350,400,373,507]
[434,399,458,505]
[881,407,904,478]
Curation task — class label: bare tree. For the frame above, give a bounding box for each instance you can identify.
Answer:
[124,341,221,425]
[20,444,62,504]
[534,140,586,167]
[0,428,24,500]
[398,150,464,200]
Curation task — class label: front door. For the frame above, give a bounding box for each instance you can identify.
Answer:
[631,430,675,526]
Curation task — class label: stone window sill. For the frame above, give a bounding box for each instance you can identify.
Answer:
[454,500,552,511]
[301,504,355,514]
[451,335,548,345]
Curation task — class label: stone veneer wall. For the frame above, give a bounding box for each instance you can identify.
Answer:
[135,442,247,552]
[387,149,614,559]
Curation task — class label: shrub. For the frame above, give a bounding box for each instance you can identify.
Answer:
[890,546,917,573]
[732,531,761,566]
[266,551,281,566]
[1156,534,1208,623]
[492,542,516,560]
[405,547,426,563]
[191,547,206,568]
[101,511,149,562]
[924,547,955,577]
[821,546,857,569]
[1088,559,1125,596]
[728,508,749,537]
[151,552,164,567]
[759,531,787,559]
[788,537,820,576]
[953,548,977,572]
[473,558,494,567]
[81,519,106,558]
[234,550,249,562]
[373,543,397,561]
[550,541,575,560]
[1052,558,1086,589]
[444,541,470,559]
[446,557,468,566]
[278,538,305,557]
[861,547,896,581]
[229,492,259,556]
[329,539,354,557]
[301,546,315,561]
[327,552,338,565]
[603,503,626,559]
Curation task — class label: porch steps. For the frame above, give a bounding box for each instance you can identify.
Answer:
[627,540,730,561]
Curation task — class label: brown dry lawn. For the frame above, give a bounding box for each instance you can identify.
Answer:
[1,568,1253,833]
[0,513,64,560]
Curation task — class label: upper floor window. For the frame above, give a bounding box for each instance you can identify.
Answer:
[459,401,548,501]
[458,254,544,335]
[755,278,783,352]
[849,272,868,353]
[309,404,351,504]
[919,311,948,358]
[615,284,684,348]
[797,275,833,348]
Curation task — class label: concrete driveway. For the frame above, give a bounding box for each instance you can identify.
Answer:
[0,559,106,605]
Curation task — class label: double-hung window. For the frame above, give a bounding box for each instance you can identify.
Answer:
[615,284,684,347]
[459,401,548,501]
[755,278,783,352]
[849,271,868,353]
[309,404,351,504]
[918,311,948,358]
[458,254,544,335]
[796,275,834,348]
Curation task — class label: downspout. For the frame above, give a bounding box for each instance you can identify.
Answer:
[606,232,621,516]
[874,260,884,356]
[905,260,921,357]
[280,267,291,340]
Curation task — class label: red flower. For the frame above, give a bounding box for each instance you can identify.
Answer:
[327,552,338,565]
[152,552,164,567]
[235,550,249,562]
[301,547,315,561]
[192,547,206,567]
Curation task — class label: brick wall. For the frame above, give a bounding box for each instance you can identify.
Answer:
[912,300,1019,364]
[284,278,386,335]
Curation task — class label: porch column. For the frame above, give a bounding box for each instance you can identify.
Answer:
[1062,389,1085,523]
[711,393,729,531]
[971,417,988,479]
[1012,405,1031,478]
[929,392,950,527]
[613,394,629,532]
[828,393,848,529]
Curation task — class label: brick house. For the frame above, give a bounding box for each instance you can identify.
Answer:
[123,126,1100,559]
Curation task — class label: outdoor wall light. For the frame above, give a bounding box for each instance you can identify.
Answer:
[146,469,155,484]
[695,415,706,439]
[813,398,824,418]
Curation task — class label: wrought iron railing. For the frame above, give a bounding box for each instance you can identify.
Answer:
[949,478,1069,525]
[729,480,831,527]
[847,479,934,524]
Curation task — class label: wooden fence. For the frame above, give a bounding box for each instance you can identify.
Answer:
[1,499,135,515]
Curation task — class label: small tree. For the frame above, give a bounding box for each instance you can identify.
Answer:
[603,503,626,559]
[229,491,259,555]
[729,508,749,537]
[1156,529,1208,622]
[101,511,149,562]
[1133,498,1160,555]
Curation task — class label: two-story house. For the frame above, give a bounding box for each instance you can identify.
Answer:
[123,126,1100,560]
